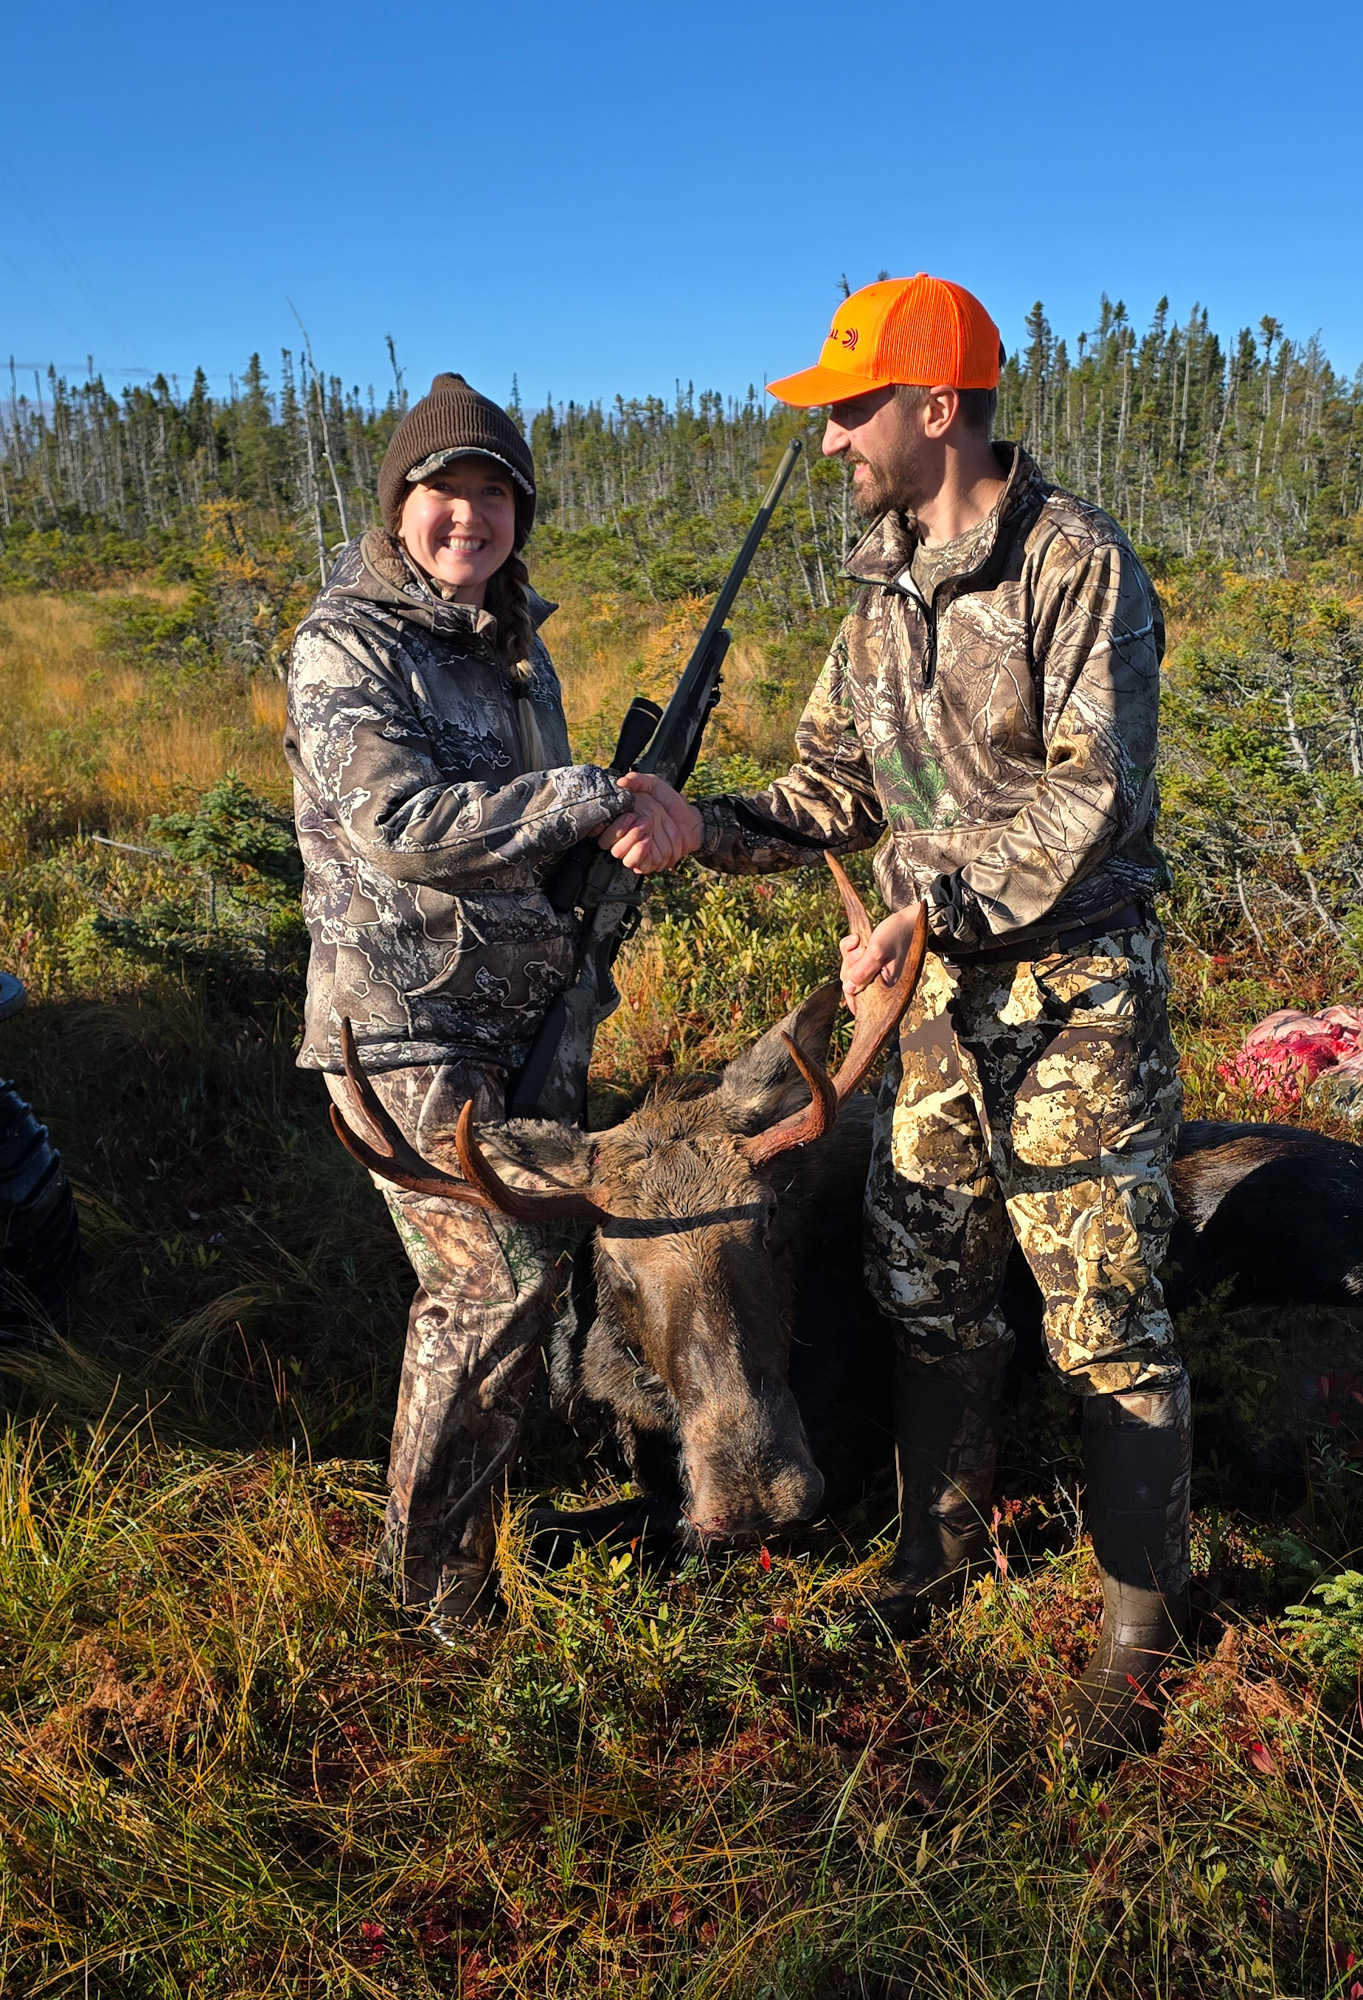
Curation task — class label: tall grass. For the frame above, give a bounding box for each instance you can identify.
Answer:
[2,580,1363,1995]
[0,592,291,830]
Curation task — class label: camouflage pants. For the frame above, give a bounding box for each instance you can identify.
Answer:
[325,1062,562,1609]
[865,921,1185,1396]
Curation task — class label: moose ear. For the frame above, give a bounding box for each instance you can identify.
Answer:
[420,1115,596,1191]
[717,979,843,1136]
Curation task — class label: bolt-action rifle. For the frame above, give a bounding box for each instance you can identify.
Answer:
[507,437,804,1121]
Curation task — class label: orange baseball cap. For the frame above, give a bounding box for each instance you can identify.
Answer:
[767,274,1002,407]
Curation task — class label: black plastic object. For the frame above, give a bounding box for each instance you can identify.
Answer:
[0,978,81,1341]
[608,696,664,776]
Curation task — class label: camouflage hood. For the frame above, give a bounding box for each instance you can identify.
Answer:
[697,445,1166,953]
[285,529,628,1073]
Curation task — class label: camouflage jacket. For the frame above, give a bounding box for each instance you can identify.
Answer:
[285,530,628,1073]
[698,445,1166,954]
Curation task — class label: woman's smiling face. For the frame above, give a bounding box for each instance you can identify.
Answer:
[397,455,517,605]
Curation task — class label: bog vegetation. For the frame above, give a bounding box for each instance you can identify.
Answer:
[1,300,1362,1997]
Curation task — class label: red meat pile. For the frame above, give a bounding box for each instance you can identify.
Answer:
[1217,1004,1363,1107]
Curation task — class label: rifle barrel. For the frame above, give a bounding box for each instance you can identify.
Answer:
[695,442,803,644]
[695,435,804,652]
[635,437,803,781]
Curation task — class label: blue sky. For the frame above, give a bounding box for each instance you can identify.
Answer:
[3,0,1360,412]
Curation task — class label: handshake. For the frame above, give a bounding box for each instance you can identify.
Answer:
[598,771,703,875]
[595,773,923,1017]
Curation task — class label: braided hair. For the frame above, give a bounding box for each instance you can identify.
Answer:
[483,544,536,689]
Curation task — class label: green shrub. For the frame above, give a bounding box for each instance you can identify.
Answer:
[1284,1568,1363,1696]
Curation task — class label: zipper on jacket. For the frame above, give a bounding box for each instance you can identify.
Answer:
[896,567,941,689]
[921,596,940,689]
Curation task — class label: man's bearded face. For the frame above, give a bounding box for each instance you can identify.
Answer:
[824,387,932,519]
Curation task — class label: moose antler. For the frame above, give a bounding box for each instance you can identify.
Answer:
[451,1102,606,1224]
[329,1019,606,1223]
[739,1032,839,1165]
[824,852,927,1100]
[737,855,927,1166]
[328,1019,493,1203]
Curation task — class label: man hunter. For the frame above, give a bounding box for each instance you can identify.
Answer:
[604,273,1189,1764]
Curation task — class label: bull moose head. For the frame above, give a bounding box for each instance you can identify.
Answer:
[330,859,927,1544]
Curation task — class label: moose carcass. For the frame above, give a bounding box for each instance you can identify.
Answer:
[331,866,1363,1550]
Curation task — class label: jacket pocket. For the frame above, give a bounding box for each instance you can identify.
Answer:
[331,927,409,1035]
[400,888,577,1042]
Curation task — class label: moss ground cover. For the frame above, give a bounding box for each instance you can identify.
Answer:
[1,579,1361,1997]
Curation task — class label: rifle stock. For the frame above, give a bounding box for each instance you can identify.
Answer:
[506,438,803,1122]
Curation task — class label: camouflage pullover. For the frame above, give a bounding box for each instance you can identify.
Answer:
[698,445,1165,954]
[285,530,628,1073]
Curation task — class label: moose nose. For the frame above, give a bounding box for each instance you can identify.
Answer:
[685,1459,825,1545]
[769,1457,825,1526]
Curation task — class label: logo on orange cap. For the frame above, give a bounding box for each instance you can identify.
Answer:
[767,274,1001,408]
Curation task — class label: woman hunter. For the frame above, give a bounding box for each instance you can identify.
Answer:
[284,374,634,1628]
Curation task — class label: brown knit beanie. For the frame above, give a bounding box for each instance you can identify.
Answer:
[378,374,536,538]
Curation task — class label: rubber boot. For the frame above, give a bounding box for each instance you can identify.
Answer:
[862,1333,1013,1639]
[398,1439,514,1641]
[428,1554,498,1643]
[1061,1375,1192,1764]
[424,1495,501,1644]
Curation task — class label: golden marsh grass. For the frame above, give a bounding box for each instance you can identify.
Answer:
[0,591,292,825]
[0,585,804,839]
